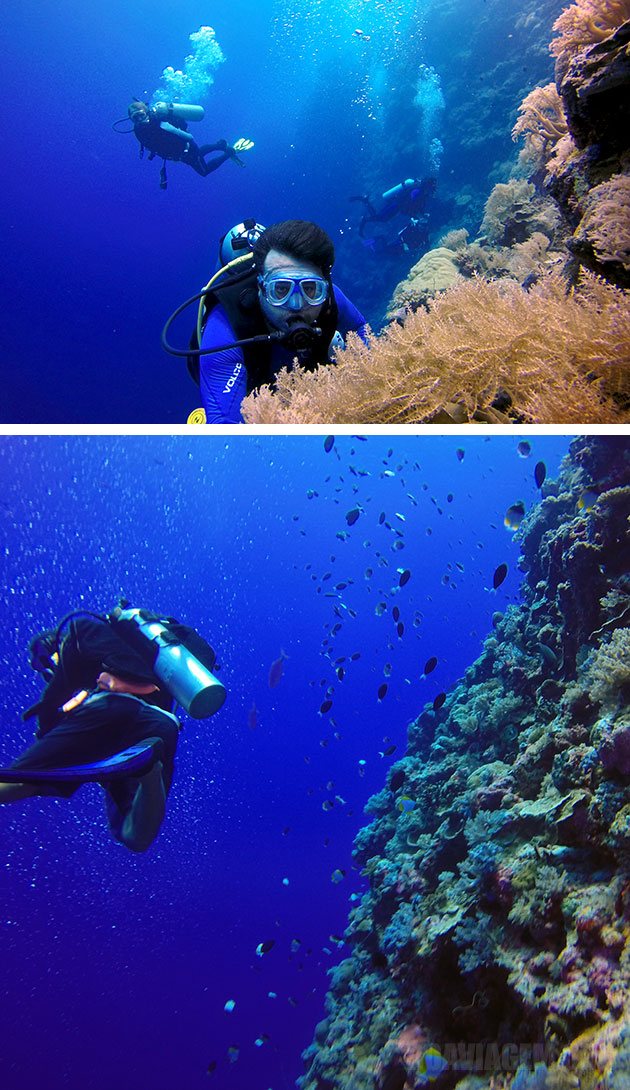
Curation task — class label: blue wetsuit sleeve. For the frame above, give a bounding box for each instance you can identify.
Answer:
[199,305,247,424]
[332,285,370,346]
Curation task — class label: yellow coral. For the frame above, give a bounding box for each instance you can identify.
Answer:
[512,83,569,172]
[388,247,462,313]
[242,272,630,425]
[573,174,630,272]
[551,0,630,67]
[586,627,630,706]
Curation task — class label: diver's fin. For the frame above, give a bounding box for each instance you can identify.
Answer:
[0,739,163,785]
[232,137,254,153]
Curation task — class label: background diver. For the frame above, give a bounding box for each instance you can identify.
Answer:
[125,99,254,189]
[0,606,224,852]
[350,176,436,252]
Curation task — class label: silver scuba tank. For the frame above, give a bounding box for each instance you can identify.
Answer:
[115,608,226,719]
[152,102,205,123]
[381,179,415,202]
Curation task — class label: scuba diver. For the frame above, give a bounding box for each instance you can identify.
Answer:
[162,219,368,424]
[125,100,254,190]
[0,606,225,852]
[351,177,436,251]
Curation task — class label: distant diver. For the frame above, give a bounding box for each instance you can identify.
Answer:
[350,177,436,253]
[0,606,225,852]
[120,100,254,189]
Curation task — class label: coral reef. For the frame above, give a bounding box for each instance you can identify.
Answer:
[298,438,630,1090]
[570,175,630,281]
[550,0,630,71]
[244,2,629,425]
[389,249,462,312]
[242,273,630,425]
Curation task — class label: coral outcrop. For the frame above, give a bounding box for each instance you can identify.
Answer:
[243,273,629,425]
[298,437,630,1090]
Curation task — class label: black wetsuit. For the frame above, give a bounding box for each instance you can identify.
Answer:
[355,178,436,238]
[133,115,232,182]
[10,616,181,838]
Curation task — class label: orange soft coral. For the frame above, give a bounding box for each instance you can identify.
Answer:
[513,83,568,150]
[242,272,630,426]
[551,0,630,68]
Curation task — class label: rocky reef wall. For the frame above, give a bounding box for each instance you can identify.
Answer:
[298,436,630,1090]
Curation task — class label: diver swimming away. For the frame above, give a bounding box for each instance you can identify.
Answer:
[350,177,436,253]
[0,606,225,852]
[162,219,368,423]
[119,100,254,189]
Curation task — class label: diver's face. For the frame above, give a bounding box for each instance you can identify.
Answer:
[129,102,149,124]
[258,250,327,334]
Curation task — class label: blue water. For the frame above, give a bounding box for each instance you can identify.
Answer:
[1,0,564,423]
[0,433,571,1090]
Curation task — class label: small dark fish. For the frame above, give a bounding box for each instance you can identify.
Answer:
[447,493,454,502]
[493,563,508,589]
[456,448,465,462]
[346,507,361,526]
[247,701,258,730]
[433,692,446,711]
[336,667,345,681]
[319,699,333,715]
[517,440,531,458]
[396,621,404,638]
[423,656,438,676]
[378,683,388,701]
[381,744,397,757]
[351,652,361,661]
[256,940,275,956]
[390,769,405,792]
[398,569,411,587]
[378,511,386,524]
[268,650,288,689]
[392,605,400,622]
[324,435,335,453]
[207,1061,217,1076]
[534,461,546,489]
[282,826,291,835]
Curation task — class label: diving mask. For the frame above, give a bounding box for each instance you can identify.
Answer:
[259,274,329,308]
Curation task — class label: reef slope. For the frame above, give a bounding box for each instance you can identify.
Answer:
[299,436,630,1090]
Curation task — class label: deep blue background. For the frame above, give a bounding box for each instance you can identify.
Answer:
[1,0,563,423]
[0,433,570,1090]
